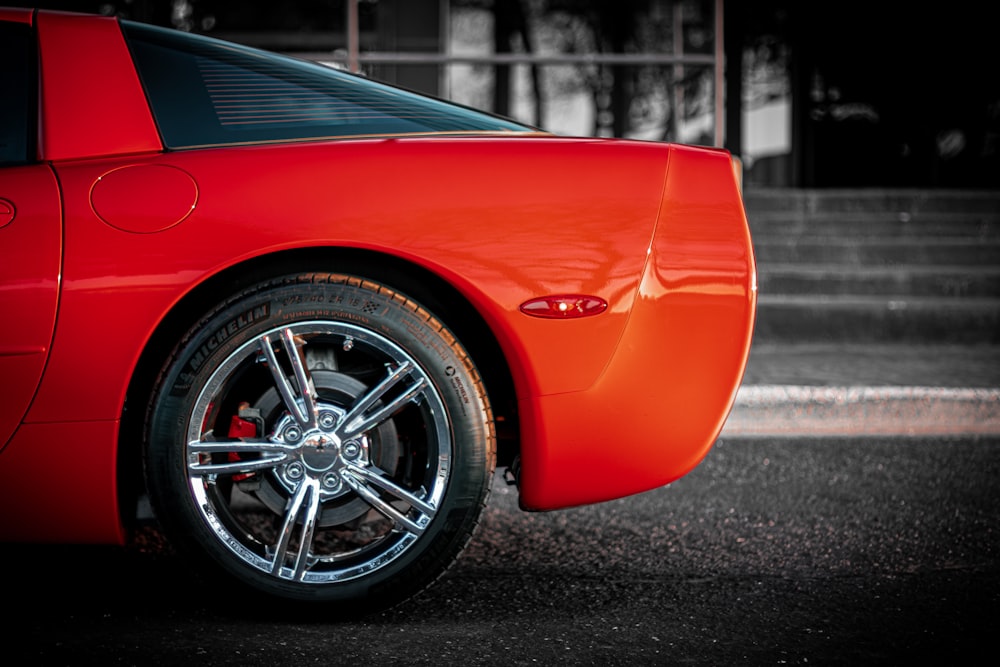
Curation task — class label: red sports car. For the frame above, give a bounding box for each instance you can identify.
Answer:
[0,7,756,610]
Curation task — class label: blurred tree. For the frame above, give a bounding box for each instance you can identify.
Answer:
[534,0,712,139]
[492,0,543,126]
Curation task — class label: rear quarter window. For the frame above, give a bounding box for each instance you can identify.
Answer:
[121,21,530,149]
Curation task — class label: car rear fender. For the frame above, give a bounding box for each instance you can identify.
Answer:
[517,144,757,511]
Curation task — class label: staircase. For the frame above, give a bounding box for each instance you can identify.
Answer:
[745,189,1000,345]
[725,188,1000,435]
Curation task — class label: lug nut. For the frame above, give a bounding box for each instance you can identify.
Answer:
[322,472,342,491]
[342,441,361,460]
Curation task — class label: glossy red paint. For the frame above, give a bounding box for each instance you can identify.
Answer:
[518,144,756,510]
[37,11,160,161]
[90,164,198,233]
[0,9,756,547]
[0,166,61,451]
[0,6,31,22]
[0,198,14,227]
[27,138,668,430]
[0,421,123,544]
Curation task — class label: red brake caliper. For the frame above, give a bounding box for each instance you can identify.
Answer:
[227,401,262,482]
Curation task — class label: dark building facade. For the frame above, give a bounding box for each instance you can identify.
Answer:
[729,0,999,189]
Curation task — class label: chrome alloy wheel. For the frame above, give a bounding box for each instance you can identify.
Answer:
[184,321,451,584]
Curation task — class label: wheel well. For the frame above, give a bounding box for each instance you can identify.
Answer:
[117,247,520,527]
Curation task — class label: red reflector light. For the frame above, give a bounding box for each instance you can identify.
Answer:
[519,295,608,319]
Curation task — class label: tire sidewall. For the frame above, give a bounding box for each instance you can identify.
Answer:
[146,274,493,607]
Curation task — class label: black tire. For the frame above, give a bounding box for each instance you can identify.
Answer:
[145,273,495,612]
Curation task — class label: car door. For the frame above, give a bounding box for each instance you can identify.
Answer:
[0,18,62,449]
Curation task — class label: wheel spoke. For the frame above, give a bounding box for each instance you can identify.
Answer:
[188,438,293,475]
[341,463,434,535]
[339,361,428,438]
[271,477,322,580]
[259,329,317,429]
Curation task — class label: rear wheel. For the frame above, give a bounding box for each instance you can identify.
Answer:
[145,273,495,611]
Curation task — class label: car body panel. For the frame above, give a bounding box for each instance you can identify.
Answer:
[0,8,756,543]
[519,143,756,509]
[0,6,31,23]
[37,10,161,160]
[26,138,666,428]
[0,166,61,450]
[0,421,123,543]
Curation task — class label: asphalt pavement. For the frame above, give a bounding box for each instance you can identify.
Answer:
[724,342,1000,437]
[10,434,997,666]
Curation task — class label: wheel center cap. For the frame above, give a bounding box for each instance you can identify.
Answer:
[302,432,341,470]
[306,433,334,450]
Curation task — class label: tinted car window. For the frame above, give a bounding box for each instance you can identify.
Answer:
[122,21,532,149]
[0,22,36,166]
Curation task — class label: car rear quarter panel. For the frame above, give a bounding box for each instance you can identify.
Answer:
[518,144,757,510]
[26,138,669,427]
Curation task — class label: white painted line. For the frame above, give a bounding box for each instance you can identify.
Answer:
[721,385,1000,437]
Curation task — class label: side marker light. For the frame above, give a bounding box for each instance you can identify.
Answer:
[519,295,608,319]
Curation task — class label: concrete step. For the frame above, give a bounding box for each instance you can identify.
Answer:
[743,188,1000,345]
[759,264,1000,297]
[750,214,999,239]
[754,295,1000,343]
[743,188,1000,216]
[741,342,1000,387]
[752,237,1000,265]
